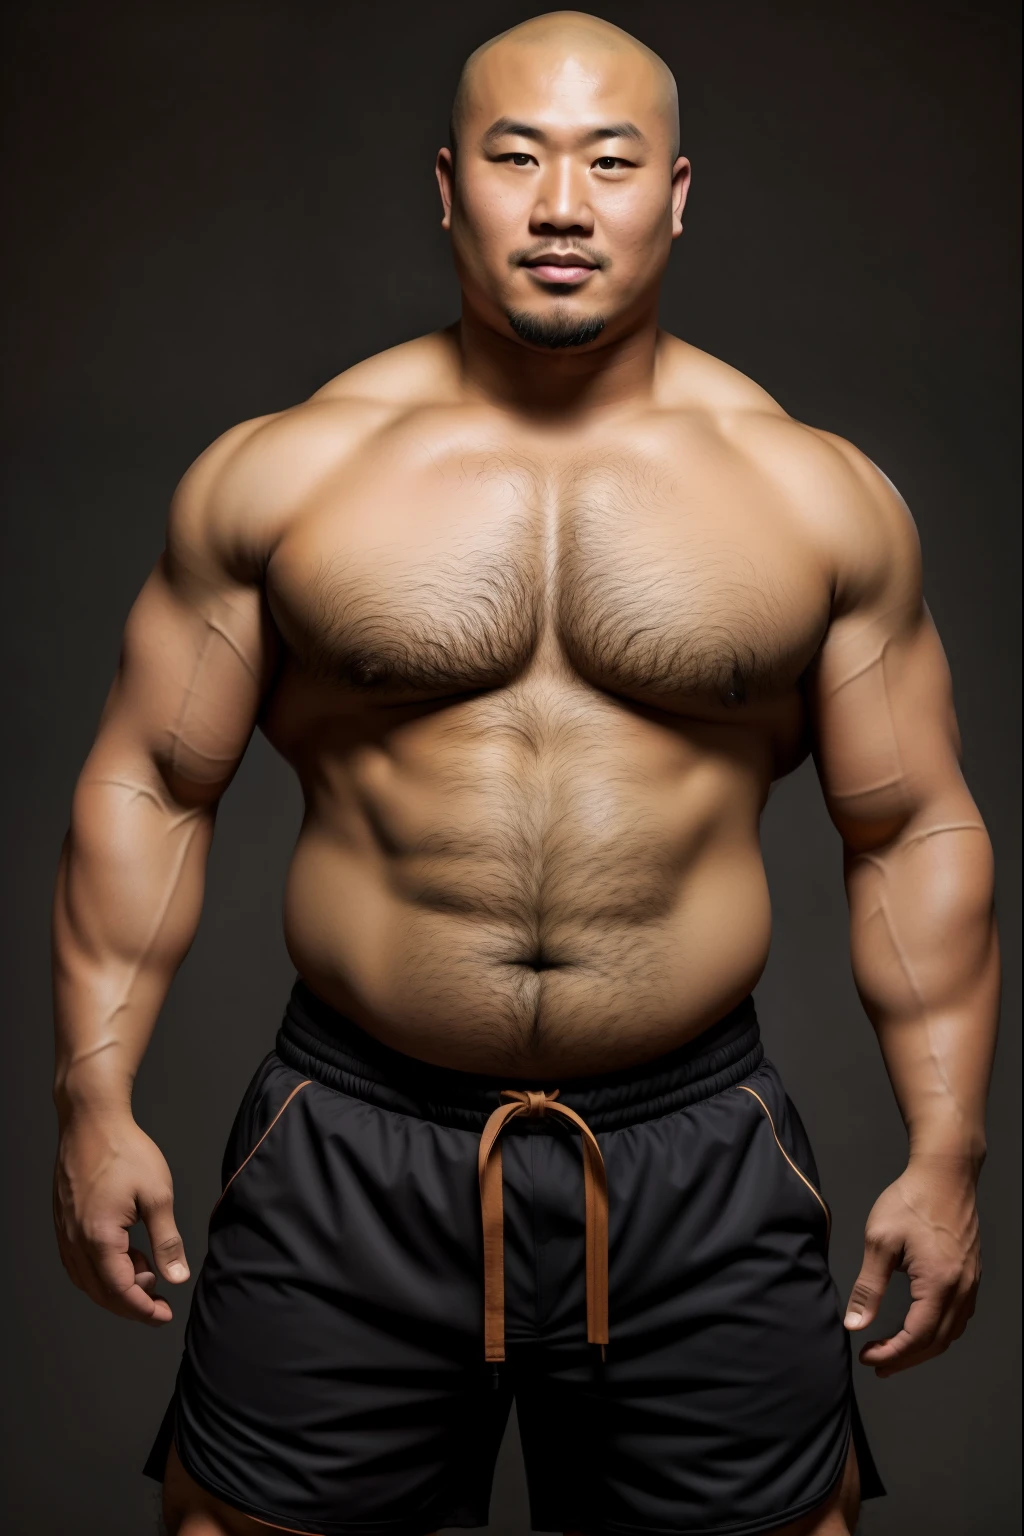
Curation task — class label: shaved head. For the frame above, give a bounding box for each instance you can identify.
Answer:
[436,8,690,354]
[450,10,679,162]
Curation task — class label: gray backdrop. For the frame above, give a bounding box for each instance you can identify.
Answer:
[1,2,1019,1532]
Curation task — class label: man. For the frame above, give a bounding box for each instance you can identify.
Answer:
[51,11,999,1536]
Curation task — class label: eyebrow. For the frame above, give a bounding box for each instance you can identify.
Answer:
[481,117,648,147]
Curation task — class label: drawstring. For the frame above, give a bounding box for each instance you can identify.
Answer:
[477,1087,609,1363]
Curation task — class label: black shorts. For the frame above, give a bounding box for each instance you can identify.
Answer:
[143,978,884,1535]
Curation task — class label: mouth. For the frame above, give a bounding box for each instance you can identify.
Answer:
[520,253,598,286]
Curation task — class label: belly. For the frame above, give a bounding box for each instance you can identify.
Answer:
[278,684,774,1075]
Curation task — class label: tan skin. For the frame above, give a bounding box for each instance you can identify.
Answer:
[51,14,998,1536]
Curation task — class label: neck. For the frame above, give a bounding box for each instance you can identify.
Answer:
[453,303,663,420]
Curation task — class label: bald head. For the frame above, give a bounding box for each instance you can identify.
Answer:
[450,10,679,162]
[436,9,690,353]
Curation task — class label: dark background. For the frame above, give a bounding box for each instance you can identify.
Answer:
[1,2,1019,1532]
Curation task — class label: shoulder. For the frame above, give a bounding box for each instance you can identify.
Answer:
[166,331,458,580]
[660,339,922,615]
[779,427,923,617]
[309,329,461,409]
[748,419,922,621]
[656,335,786,420]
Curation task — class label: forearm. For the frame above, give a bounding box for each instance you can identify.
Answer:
[52,758,216,1121]
[845,806,999,1175]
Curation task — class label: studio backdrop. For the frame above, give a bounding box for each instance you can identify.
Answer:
[1,3,1019,1533]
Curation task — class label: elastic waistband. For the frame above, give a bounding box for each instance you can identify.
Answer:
[275,978,762,1133]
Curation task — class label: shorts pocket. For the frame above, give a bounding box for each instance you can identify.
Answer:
[737,1081,832,1246]
[210,1060,312,1220]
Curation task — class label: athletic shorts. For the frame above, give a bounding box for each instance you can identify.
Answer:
[143,977,884,1535]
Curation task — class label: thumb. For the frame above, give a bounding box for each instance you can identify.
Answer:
[845,1233,898,1331]
[138,1188,190,1284]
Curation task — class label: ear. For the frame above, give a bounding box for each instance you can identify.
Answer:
[436,147,455,230]
[670,156,691,238]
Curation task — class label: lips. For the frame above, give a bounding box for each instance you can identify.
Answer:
[522,255,597,285]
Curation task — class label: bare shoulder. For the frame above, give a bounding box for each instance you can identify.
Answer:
[166,331,458,581]
[657,334,788,420]
[763,423,923,615]
[661,337,922,612]
[310,329,461,409]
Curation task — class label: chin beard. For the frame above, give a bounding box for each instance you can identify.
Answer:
[504,306,607,350]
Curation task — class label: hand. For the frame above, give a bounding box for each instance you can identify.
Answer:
[53,1109,190,1325]
[844,1158,981,1376]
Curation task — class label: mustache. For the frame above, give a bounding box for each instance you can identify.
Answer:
[508,242,610,271]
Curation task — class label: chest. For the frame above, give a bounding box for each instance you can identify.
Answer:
[266,436,831,713]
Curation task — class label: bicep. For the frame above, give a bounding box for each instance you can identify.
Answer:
[88,558,272,806]
[805,449,969,851]
[811,601,966,850]
[84,440,277,807]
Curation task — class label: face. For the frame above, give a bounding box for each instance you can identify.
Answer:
[436,44,690,350]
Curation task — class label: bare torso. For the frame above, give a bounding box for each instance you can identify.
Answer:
[49,14,996,1429]
[222,330,842,1074]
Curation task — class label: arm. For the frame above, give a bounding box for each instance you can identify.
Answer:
[807,437,999,1376]
[52,419,277,1324]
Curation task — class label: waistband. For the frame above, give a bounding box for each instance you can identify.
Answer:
[275,977,763,1133]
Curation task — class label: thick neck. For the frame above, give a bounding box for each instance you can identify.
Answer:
[452,301,664,422]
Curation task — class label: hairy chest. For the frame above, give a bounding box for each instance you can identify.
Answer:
[266,438,831,715]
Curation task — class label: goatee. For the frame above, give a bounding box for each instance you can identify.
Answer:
[505,308,607,350]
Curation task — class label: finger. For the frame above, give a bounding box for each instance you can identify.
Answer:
[82,1224,173,1325]
[953,1281,978,1333]
[77,1251,170,1324]
[859,1288,946,1370]
[128,1244,158,1292]
[51,1167,171,1320]
[945,1310,970,1346]
[138,1191,190,1284]
[844,1234,899,1331]
[870,1287,977,1376]
[871,1334,947,1377]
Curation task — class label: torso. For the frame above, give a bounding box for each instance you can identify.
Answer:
[232,333,842,1074]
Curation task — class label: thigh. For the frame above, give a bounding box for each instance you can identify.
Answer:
[162,1441,455,1536]
[149,1056,514,1535]
[162,1439,280,1535]
[516,1060,857,1535]
[769,1439,861,1536]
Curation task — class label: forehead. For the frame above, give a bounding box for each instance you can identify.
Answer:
[465,42,671,145]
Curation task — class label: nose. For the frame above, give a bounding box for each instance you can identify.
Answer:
[529,155,594,236]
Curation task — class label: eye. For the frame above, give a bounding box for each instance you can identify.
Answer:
[496,152,536,167]
[594,156,629,171]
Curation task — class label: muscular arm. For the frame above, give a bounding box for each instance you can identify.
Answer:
[808,436,999,1374]
[51,419,276,1322]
